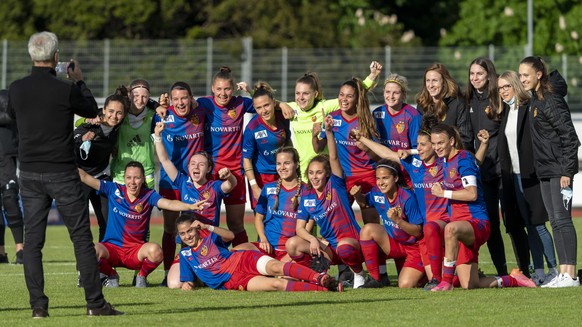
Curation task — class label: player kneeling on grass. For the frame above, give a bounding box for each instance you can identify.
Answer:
[176,215,342,292]
[428,124,536,291]
[79,161,207,288]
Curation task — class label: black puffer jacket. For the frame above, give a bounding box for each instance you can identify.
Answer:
[0,89,18,158]
[468,88,500,181]
[528,71,579,179]
[74,122,119,176]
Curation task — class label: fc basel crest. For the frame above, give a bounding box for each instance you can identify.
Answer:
[449,168,457,179]
[190,114,200,126]
[228,109,237,119]
[203,191,211,200]
[396,121,405,134]
[533,107,538,118]
[429,166,438,177]
[311,115,317,122]
[134,202,143,213]
[200,245,208,256]
[326,190,332,201]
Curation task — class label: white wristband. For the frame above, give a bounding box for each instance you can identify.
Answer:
[208,225,215,233]
[410,149,419,155]
[151,133,162,143]
[249,179,257,186]
[443,190,453,199]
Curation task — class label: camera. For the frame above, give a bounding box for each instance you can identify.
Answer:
[55,61,75,74]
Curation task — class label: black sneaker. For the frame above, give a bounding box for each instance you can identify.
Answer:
[423,278,440,291]
[32,307,49,318]
[87,303,124,316]
[380,273,391,286]
[317,273,343,292]
[0,253,8,264]
[358,277,383,289]
[338,266,354,284]
[15,250,23,264]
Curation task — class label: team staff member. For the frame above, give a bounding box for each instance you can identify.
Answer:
[197,67,255,247]
[153,81,206,280]
[7,31,121,318]
[0,89,24,264]
[429,124,535,291]
[466,57,507,276]
[79,162,207,288]
[243,82,291,209]
[519,57,580,288]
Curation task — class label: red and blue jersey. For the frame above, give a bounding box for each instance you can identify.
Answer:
[179,232,237,290]
[255,182,301,251]
[442,150,488,222]
[153,105,206,185]
[372,103,421,151]
[366,186,424,245]
[297,174,360,249]
[320,110,375,177]
[98,180,162,247]
[173,171,226,226]
[400,155,449,222]
[198,95,255,173]
[242,111,290,175]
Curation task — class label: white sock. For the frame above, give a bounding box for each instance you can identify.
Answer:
[379,265,387,274]
[353,271,366,289]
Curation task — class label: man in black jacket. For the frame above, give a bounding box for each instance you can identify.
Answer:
[7,31,123,318]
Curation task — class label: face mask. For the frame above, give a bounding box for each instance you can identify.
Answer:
[80,140,92,160]
[561,187,573,210]
[503,96,515,106]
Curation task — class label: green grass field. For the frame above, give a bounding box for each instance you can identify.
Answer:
[1,220,581,326]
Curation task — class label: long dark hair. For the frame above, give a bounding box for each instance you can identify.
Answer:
[273,146,301,211]
[103,85,130,120]
[376,159,408,189]
[342,78,378,139]
[415,63,461,122]
[305,154,330,190]
[520,56,552,101]
[466,57,500,120]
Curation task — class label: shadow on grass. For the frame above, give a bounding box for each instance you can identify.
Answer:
[0,302,155,313]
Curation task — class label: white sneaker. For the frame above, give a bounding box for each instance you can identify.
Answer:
[353,271,366,289]
[530,272,545,286]
[554,273,580,288]
[540,273,560,288]
[540,268,558,287]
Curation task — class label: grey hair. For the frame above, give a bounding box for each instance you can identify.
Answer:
[28,31,59,62]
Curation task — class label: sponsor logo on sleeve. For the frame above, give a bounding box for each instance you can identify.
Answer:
[254,130,268,139]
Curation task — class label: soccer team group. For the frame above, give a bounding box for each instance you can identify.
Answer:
[7,45,580,294]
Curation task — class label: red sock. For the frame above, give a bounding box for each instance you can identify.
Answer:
[139,258,161,277]
[442,262,456,284]
[283,262,319,282]
[336,244,364,273]
[290,253,312,267]
[162,231,176,271]
[285,280,327,292]
[232,230,249,247]
[424,221,445,281]
[501,275,518,288]
[360,240,381,280]
[98,257,116,276]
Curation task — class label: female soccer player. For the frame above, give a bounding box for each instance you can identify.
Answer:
[253,146,312,263]
[519,56,580,287]
[176,215,341,292]
[428,124,535,291]
[312,78,379,224]
[78,161,207,288]
[74,86,128,241]
[197,67,255,247]
[352,159,425,288]
[497,70,558,285]
[243,82,291,209]
[415,63,473,150]
[285,109,366,288]
[466,57,507,277]
[372,73,421,152]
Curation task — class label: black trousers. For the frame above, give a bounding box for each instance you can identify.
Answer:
[483,177,508,276]
[19,169,106,310]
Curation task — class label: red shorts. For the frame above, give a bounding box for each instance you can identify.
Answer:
[223,251,266,291]
[386,237,424,273]
[346,171,376,203]
[250,242,288,261]
[159,188,180,201]
[172,253,180,265]
[214,169,246,205]
[248,173,278,209]
[101,242,143,270]
[457,219,491,265]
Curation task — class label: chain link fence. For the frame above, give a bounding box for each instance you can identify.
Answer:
[2,38,581,111]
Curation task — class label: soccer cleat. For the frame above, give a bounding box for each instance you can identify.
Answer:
[337,265,354,284]
[423,278,440,291]
[353,271,366,289]
[87,303,125,316]
[135,275,147,288]
[379,273,391,287]
[553,273,580,288]
[431,280,453,292]
[0,253,8,264]
[358,277,383,289]
[15,250,23,264]
[103,275,120,288]
[509,269,537,288]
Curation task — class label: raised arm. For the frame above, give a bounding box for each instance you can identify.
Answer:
[323,110,343,177]
[217,168,237,193]
[157,198,208,213]
[153,121,179,182]
[350,129,400,162]
[78,168,100,190]
[475,129,489,165]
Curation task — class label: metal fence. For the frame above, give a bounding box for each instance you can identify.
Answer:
[2,38,581,110]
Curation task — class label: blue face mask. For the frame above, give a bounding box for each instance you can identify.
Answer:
[503,96,515,106]
[80,140,91,160]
